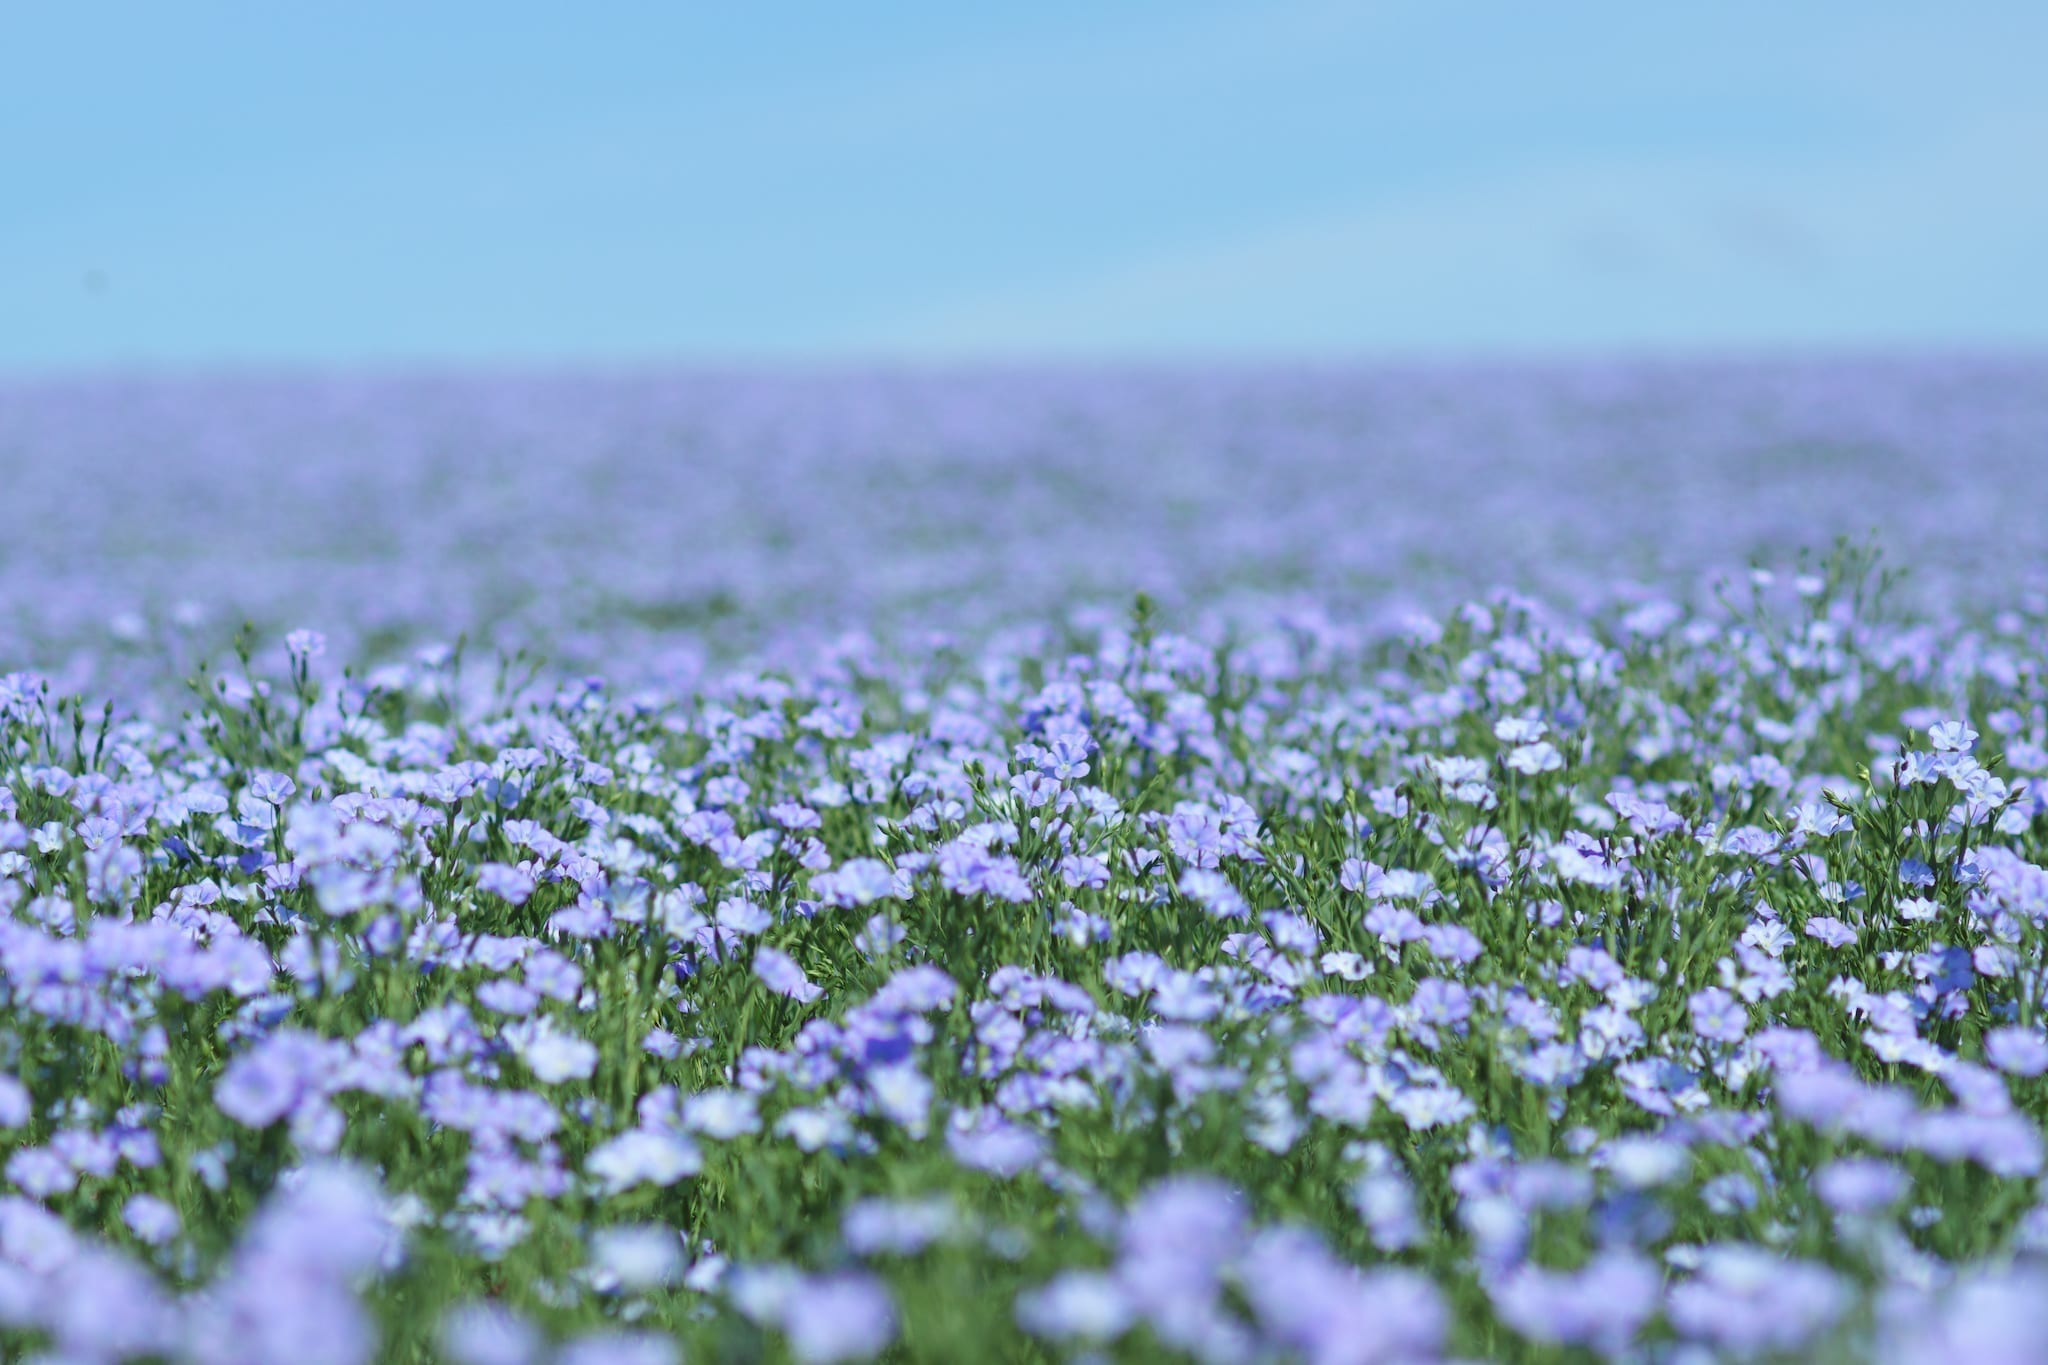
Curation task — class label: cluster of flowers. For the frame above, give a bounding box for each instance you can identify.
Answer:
[3,552,2048,1361]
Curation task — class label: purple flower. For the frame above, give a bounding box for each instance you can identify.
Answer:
[1507,740,1564,774]
[815,858,899,908]
[33,1243,177,1359]
[1364,902,1425,945]
[869,964,958,1013]
[1689,986,1748,1044]
[1491,1251,1660,1355]
[867,1065,934,1136]
[1409,977,1473,1030]
[439,1303,542,1365]
[184,1163,393,1365]
[716,897,773,936]
[0,1075,30,1128]
[1178,866,1249,919]
[475,862,534,905]
[1986,1026,2048,1078]
[1752,1026,1827,1074]
[556,1332,678,1365]
[1602,1135,1690,1189]
[1149,970,1222,1022]
[1909,1110,2043,1176]
[1814,1157,1909,1214]
[504,1019,599,1084]
[1340,857,1383,894]
[476,978,541,1016]
[1928,720,1979,752]
[782,1274,896,1363]
[1321,950,1371,980]
[123,1192,181,1245]
[1667,1248,1846,1354]
[1880,1268,2048,1365]
[682,1089,760,1140]
[1058,853,1111,890]
[769,801,821,830]
[1354,1169,1422,1250]
[1421,923,1484,966]
[854,913,906,956]
[1804,915,1857,948]
[215,1031,329,1128]
[6,1147,76,1197]
[1120,1175,1245,1284]
[247,769,298,805]
[1238,1227,1447,1364]
[524,951,584,1002]
[1016,1271,1133,1342]
[589,1225,683,1291]
[841,1196,956,1256]
[755,946,825,1003]
[585,1130,702,1192]
[947,1112,1047,1178]
[1379,868,1438,902]
[1561,946,1625,992]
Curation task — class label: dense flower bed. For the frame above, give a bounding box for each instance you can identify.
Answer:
[3,545,2048,1362]
[5,366,2048,1361]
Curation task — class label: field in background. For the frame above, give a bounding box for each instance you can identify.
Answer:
[4,359,2045,686]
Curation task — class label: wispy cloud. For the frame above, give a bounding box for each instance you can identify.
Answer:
[861,107,2048,355]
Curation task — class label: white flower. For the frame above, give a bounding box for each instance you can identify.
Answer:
[506,1019,598,1084]
[682,1089,760,1140]
[585,1130,702,1192]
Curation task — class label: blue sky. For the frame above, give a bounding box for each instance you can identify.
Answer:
[4,1,2045,368]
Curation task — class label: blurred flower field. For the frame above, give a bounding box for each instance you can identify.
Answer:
[3,362,2048,1361]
